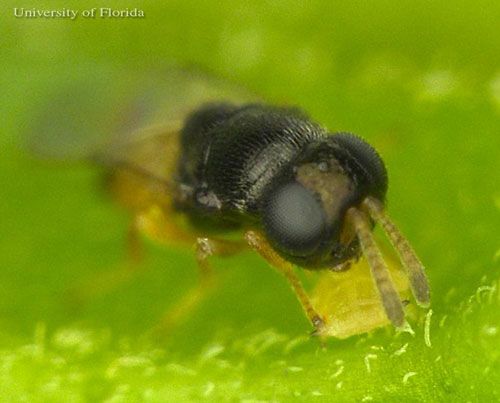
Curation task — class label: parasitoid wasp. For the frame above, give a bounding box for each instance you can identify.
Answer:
[28,66,430,338]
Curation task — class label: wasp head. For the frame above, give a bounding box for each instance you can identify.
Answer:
[261,133,387,269]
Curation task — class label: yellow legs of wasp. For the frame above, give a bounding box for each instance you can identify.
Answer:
[66,205,192,306]
[67,203,250,339]
[154,198,431,337]
[65,215,147,305]
[153,237,247,337]
[245,231,325,334]
[155,230,325,338]
[68,199,429,338]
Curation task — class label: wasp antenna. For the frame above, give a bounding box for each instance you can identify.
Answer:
[347,207,406,329]
[363,197,430,308]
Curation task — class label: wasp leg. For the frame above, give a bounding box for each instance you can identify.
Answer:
[65,216,145,306]
[126,213,145,263]
[66,205,194,306]
[153,237,247,338]
[244,231,325,335]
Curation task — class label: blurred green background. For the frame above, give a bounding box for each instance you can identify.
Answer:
[1,0,499,401]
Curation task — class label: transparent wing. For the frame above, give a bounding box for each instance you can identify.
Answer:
[26,64,260,187]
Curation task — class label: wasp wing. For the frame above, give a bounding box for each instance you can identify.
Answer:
[27,65,259,202]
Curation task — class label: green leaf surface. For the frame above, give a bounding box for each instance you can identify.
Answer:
[1,0,499,401]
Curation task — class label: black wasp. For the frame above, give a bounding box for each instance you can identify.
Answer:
[29,67,430,337]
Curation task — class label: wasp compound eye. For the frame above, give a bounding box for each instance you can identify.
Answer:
[333,133,388,200]
[262,182,326,257]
